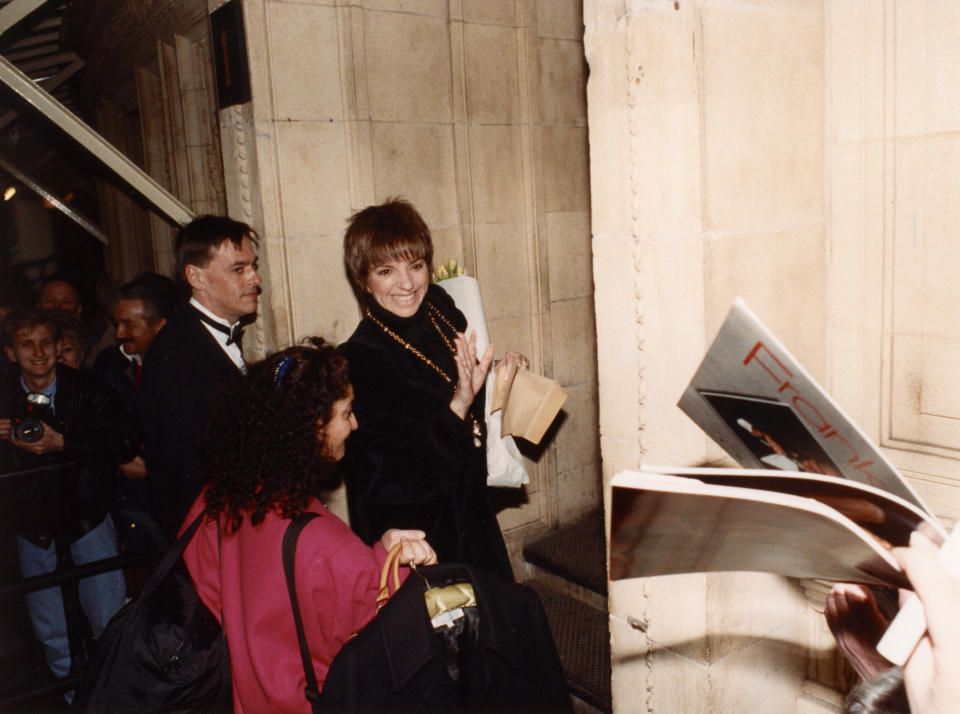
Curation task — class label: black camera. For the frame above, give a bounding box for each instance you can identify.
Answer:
[12,392,52,443]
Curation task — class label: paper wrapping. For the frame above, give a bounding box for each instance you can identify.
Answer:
[437,276,529,487]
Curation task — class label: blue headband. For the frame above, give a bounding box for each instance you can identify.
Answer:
[274,356,294,387]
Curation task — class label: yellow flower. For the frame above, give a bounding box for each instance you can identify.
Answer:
[432,258,468,282]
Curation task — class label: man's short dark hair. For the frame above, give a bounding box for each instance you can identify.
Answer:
[2,307,59,348]
[843,666,906,713]
[174,215,258,296]
[117,273,178,326]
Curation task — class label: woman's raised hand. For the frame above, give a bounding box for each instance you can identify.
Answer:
[449,330,494,420]
[380,529,438,566]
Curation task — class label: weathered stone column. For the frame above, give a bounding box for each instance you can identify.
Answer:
[586,1,828,710]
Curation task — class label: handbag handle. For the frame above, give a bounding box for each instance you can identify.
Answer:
[376,542,403,610]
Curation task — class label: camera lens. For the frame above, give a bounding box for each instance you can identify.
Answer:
[14,418,44,443]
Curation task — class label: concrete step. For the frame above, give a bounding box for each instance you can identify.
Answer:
[528,580,611,713]
[523,512,610,712]
[523,511,606,597]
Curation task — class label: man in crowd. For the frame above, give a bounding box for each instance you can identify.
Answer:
[92,273,177,551]
[94,273,177,424]
[38,275,107,367]
[39,277,87,369]
[140,215,261,539]
[37,276,82,315]
[0,308,136,685]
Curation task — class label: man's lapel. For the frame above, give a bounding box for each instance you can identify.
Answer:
[184,303,244,375]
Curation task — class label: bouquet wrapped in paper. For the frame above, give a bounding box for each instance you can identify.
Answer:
[434,267,530,488]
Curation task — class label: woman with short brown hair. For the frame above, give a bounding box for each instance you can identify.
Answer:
[341,198,522,581]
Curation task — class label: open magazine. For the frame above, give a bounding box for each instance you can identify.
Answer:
[609,466,942,587]
[609,299,952,659]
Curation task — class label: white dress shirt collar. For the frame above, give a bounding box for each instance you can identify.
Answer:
[189,297,246,373]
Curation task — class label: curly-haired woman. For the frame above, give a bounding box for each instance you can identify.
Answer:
[181,337,436,713]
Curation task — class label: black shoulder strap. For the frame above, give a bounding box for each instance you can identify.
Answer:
[140,509,207,599]
[282,512,322,713]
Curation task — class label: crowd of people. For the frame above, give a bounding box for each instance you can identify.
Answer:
[0,200,558,711]
[2,200,959,712]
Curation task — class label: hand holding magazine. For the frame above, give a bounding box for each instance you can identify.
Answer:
[610,298,954,666]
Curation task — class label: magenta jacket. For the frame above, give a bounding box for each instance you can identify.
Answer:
[182,495,404,713]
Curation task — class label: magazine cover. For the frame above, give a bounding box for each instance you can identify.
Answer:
[678,298,930,513]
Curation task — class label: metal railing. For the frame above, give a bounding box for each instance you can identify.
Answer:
[0,460,161,707]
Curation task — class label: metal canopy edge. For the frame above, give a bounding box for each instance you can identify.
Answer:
[0,0,195,228]
[0,0,49,36]
[0,55,194,227]
[0,151,109,244]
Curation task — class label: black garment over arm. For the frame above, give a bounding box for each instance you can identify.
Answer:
[317,563,572,711]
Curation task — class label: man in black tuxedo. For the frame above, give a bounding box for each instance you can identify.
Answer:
[140,216,261,539]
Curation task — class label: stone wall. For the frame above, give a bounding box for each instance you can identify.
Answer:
[825,0,960,525]
[586,1,827,710]
[588,0,960,711]
[80,0,227,282]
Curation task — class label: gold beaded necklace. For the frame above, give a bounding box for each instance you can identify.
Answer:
[428,311,456,354]
[364,302,483,448]
[365,304,454,384]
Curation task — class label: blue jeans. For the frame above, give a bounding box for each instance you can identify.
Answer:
[17,514,127,678]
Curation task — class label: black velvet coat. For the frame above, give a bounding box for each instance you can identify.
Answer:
[341,285,513,581]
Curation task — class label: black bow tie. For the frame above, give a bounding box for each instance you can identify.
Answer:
[227,325,244,347]
[197,311,244,348]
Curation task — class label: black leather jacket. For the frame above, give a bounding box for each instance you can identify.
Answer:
[0,366,138,545]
